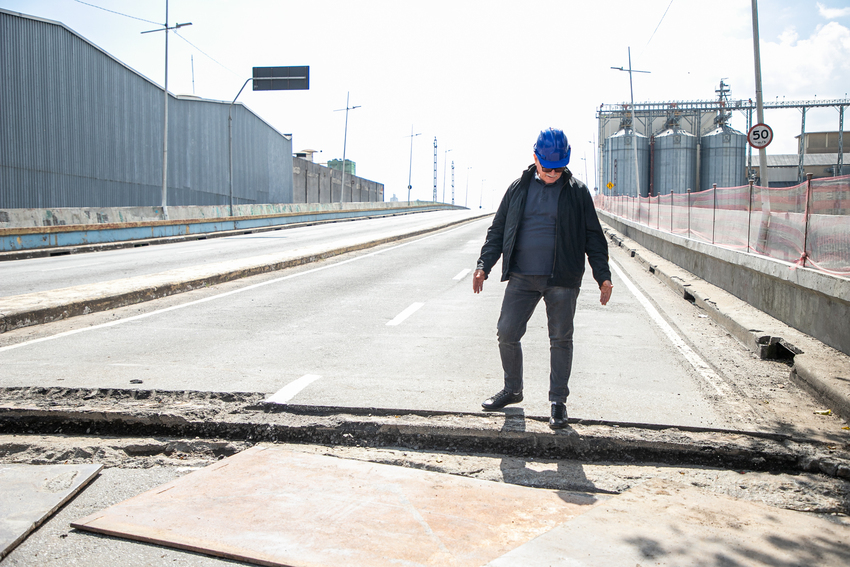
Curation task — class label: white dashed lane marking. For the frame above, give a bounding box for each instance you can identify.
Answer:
[386,302,425,326]
[265,374,322,404]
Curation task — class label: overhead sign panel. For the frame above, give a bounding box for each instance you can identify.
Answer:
[252,66,309,91]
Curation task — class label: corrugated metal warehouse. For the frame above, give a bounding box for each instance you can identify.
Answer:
[0,8,293,209]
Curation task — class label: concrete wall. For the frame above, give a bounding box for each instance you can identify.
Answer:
[292,157,383,203]
[598,210,850,356]
[0,201,462,253]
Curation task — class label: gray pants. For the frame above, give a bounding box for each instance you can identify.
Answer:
[496,274,580,403]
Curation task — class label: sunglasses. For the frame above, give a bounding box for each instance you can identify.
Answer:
[541,166,564,174]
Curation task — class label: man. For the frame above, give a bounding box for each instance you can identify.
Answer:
[472,128,613,429]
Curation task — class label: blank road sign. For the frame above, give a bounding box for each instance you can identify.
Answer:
[252,66,309,91]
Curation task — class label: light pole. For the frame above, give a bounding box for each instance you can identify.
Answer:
[589,138,597,192]
[612,47,650,198]
[405,126,421,204]
[141,0,192,219]
[465,166,472,207]
[334,92,360,204]
[442,148,452,203]
[228,66,309,216]
[480,179,486,209]
[228,78,252,217]
[581,156,588,189]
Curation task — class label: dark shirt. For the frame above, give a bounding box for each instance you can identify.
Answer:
[510,175,562,275]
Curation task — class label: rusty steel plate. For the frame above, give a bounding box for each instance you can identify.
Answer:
[72,446,601,566]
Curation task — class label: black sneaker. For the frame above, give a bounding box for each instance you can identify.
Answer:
[549,402,568,429]
[481,389,523,411]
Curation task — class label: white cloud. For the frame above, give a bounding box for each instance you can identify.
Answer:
[817,2,850,19]
[762,21,850,96]
[779,26,799,46]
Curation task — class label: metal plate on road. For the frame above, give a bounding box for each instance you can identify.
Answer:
[1,464,102,559]
[72,446,601,566]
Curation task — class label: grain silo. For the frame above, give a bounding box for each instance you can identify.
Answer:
[652,127,697,195]
[603,127,650,197]
[699,125,747,190]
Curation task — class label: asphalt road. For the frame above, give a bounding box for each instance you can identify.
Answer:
[0,213,812,430]
[2,212,847,567]
[0,210,479,297]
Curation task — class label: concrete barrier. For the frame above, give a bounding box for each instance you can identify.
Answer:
[0,201,461,255]
[597,210,850,357]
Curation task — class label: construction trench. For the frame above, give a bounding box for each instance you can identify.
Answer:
[2,386,849,515]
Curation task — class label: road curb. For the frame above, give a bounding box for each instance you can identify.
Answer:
[602,223,850,423]
[0,213,492,333]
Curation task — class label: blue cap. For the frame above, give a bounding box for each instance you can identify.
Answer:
[534,128,571,168]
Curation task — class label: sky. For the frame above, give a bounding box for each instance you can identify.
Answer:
[2,0,850,207]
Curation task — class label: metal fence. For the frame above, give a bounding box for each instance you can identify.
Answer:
[594,174,850,276]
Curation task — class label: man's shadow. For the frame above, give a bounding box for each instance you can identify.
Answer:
[496,407,616,502]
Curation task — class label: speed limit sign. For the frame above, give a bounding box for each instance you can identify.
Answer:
[748,123,773,149]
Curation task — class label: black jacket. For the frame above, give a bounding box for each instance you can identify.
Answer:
[476,164,611,289]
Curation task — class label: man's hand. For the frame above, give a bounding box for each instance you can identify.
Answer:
[599,280,613,305]
[472,269,486,294]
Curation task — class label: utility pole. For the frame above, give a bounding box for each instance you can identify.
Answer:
[405,126,421,204]
[442,148,452,202]
[611,47,650,198]
[451,161,455,205]
[141,0,192,219]
[589,138,597,192]
[465,166,472,207]
[751,0,769,187]
[334,92,360,203]
[433,137,438,202]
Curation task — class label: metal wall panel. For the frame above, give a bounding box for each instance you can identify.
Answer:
[0,10,292,209]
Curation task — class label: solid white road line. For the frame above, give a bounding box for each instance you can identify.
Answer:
[386,302,425,326]
[0,224,473,354]
[40,262,104,272]
[609,258,734,398]
[453,268,471,280]
[265,374,322,404]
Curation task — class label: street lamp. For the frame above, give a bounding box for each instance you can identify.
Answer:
[589,138,597,192]
[405,126,421,204]
[442,148,452,203]
[465,166,472,208]
[334,92,360,204]
[480,179,486,209]
[141,0,192,219]
[229,66,309,216]
[581,156,590,191]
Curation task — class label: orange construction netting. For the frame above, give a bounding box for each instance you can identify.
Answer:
[594,174,850,276]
